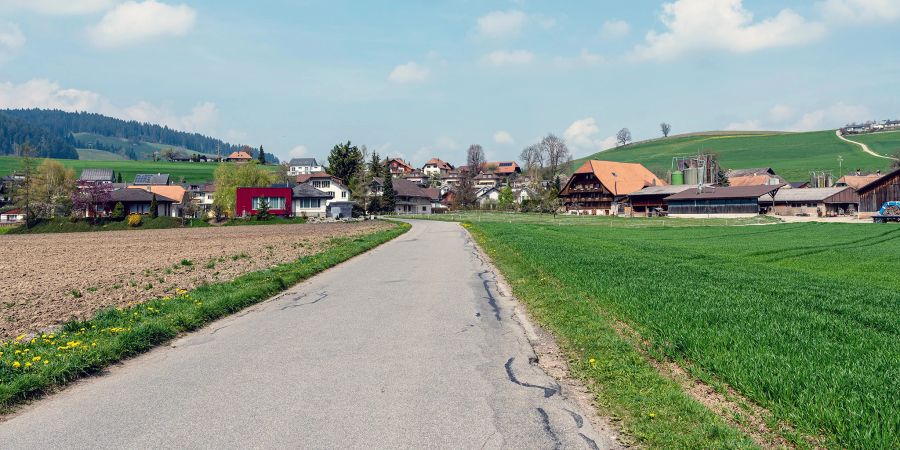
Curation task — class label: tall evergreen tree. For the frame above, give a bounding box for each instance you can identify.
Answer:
[381,173,396,214]
[116,172,123,183]
[327,141,364,184]
[150,194,159,219]
[369,151,382,180]
[258,145,266,165]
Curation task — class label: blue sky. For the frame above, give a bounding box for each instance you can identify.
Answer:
[0,0,898,165]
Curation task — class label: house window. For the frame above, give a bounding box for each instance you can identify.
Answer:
[312,180,331,189]
[298,198,321,209]
[422,206,427,212]
[342,191,347,198]
[252,197,285,210]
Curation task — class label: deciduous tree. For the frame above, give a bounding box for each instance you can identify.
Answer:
[213,162,274,217]
[32,159,75,219]
[616,128,632,147]
[540,134,571,181]
[661,123,672,138]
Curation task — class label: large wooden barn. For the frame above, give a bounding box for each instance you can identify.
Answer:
[857,168,900,216]
[665,184,784,217]
[560,160,664,215]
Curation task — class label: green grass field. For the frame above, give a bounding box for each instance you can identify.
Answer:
[844,131,900,159]
[0,156,278,184]
[573,130,893,181]
[73,133,217,160]
[75,148,128,161]
[461,216,898,448]
[7,217,210,234]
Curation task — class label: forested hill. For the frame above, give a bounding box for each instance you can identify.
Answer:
[2,109,245,158]
[0,112,79,159]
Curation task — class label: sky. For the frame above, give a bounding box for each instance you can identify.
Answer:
[0,0,898,166]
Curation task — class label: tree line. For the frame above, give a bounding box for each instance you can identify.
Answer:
[0,113,79,159]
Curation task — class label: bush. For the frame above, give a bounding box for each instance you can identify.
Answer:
[127,213,143,227]
[111,202,126,221]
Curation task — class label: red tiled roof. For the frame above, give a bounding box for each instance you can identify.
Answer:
[226,151,253,160]
[571,160,665,196]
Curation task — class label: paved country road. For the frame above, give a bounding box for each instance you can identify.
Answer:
[0,220,619,449]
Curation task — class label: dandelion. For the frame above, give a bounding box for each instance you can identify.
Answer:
[14,334,25,342]
[12,361,20,368]
[32,356,41,362]
[14,350,21,355]
[43,360,49,365]
[648,412,656,418]
[24,362,31,368]
[589,358,597,365]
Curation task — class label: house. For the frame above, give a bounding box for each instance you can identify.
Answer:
[560,160,665,215]
[225,150,254,162]
[422,158,454,176]
[726,168,788,187]
[78,169,115,185]
[235,187,292,217]
[296,172,351,204]
[403,170,429,185]
[190,183,216,217]
[474,173,501,188]
[0,208,25,224]
[291,183,332,218]
[370,177,433,214]
[664,184,784,218]
[133,173,171,185]
[514,187,536,204]
[387,158,414,175]
[767,187,860,217]
[287,158,324,176]
[856,167,900,215]
[627,185,705,217]
[485,161,521,181]
[836,172,883,190]
[127,185,189,217]
[476,186,502,208]
[104,188,179,216]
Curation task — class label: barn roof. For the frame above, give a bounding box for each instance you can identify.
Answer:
[133,173,170,185]
[665,184,784,201]
[288,158,319,166]
[856,168,900,194]
[770,187,853,202]
[629,185,705,197]
[839,173,885,190]
[78,168,114,182]
[109,189,177,203]
[571,160,665,196]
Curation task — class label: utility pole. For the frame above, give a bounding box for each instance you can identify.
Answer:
[838,155,844,178]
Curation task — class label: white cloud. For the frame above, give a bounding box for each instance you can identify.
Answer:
[388,61,430,84]
[789,102,870,131]
[724,120,764,131]
[434,136,460,151]
[0,23,26,55]
[600,20,631,39]
[477,10,528,39]
[88,1,197,48]
[631,0,826,61]
[818,0,900,23]
[768,104,795,122]
[289,145,308,158]
[555,49,603,68]
[482,49,534,66]
[4,0,116,15]
[494,131,515,145]
[563,117,616,153]
[0,79,220,134]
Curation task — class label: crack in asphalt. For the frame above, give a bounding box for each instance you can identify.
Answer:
[565,408,584,429]
[537,408,562,450]
[280,291,329,311]
[579,433,601,450]
[477,270,502,322]
[504,357,558,398]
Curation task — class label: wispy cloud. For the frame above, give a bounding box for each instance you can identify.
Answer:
[88,1,196,48]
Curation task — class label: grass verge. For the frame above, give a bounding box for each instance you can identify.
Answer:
[0,221,408,410]
[7,217,210,234]
[220,216,309,227]
[466,223,757,448]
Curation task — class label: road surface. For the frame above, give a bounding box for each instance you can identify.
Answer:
[0,220,618,449]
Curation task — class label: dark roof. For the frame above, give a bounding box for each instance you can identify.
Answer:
[200,183,216,193]
[665,184,784,201]
[789,182,810,189]
[857,167,900,194]
[726,168,776,177]
[108,189,177,203]
[629,185,704,197]
[292,183,332,199]
[79,169,114,182]
[372,177,431,198]
[133,173,170,185]
[770,187,854,202]
[423,187,440,201]
[288,158,319,166]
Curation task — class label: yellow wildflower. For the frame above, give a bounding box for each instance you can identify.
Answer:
[12,361,20,368]
[43,360,49,365]
[32,356,41,362]
[589,358,596,364]
[14,350,20,355]
[24,362,31,368]
[15,334,25,342]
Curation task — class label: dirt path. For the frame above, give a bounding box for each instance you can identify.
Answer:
[836,130,900,161]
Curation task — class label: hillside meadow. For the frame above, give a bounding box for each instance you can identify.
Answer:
[573,130,892,181]
[0,156,278,184]
[845,130,900,158]
[461,216,898,448]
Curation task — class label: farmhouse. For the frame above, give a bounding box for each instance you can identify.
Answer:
[0,208,25,224]
[837,172,882,190]
[560,160,664,215]
[225,151,253,162]
[78,169,115,184]
[287,158,324,176]
[768,187,859,217]
[628,185,703,217]
[106,188,179,216]
[370,177,433,214]
[133,173,171,185]
[665,184,784,218]
[856,167,900,215]
[235,187,293,218]
[422,158,454,176]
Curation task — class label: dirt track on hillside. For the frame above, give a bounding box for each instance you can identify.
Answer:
[0,221,391,340]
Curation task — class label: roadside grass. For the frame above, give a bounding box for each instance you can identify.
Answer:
[0,221,409,410]
[6,217,210,235]
[466,220,899,449]
[405,211,781,228]
[220,216,309,227]
[0,227,15,235]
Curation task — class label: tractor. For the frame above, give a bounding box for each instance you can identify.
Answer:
[873,201,900,223]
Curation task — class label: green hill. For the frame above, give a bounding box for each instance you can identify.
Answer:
[572,130,893,181]
[75,148,128,161]
[73,133,218,160]
[844,130,900,159]
[0,157,276,184]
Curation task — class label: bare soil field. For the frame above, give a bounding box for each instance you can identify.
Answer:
[0,221,392,340]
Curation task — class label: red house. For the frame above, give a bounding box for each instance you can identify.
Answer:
[235,187,292,217]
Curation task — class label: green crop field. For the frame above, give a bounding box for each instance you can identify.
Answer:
[844,131,900,159]
[572,130,893,182]
[462,216,898,448]
[75,148,128,161]
[0,156,277,184]
[73,133,217,160]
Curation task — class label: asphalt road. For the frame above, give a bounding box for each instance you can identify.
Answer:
[0,220,617,449]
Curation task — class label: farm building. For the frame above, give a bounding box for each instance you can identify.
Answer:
[726,168,788,187]
[235,187,293,218]
[560,160,664,215]
[225,151,253,162]
[485,161,521,182]
[856,168,900,215]
[627,185,706,216]
[837,172,883,190]
[105,189,179,216]
[78,169,115,184]
[665,184,784,218]
[767,187,859,217]
[133,173,171,185]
